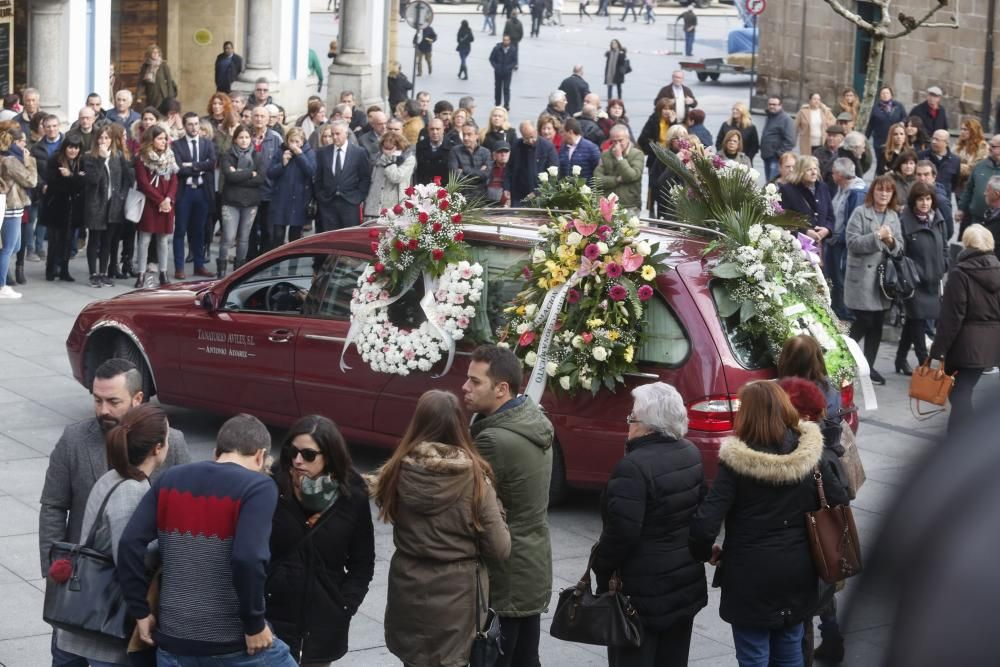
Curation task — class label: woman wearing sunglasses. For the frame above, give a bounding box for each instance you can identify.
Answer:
[266,415,375,665]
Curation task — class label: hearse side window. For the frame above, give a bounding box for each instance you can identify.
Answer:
[222,255,326,314]
[469,244,530,340]
[311,255,369,319]
[635,296,690,366]
[710,280,772,369]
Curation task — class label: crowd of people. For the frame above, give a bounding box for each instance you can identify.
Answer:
[42,335,860,667]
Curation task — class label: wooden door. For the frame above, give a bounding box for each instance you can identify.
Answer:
[110,0,163,96]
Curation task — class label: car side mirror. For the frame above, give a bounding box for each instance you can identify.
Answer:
[202,291,218,312]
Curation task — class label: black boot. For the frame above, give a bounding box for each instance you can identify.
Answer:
[134,272,145,289]
[814,635,845,663]
[59,263,75,282]
[122,260,135,278]
[15,263,25,285]
[158,271,170,286]
[216,258,227,278]
[894,359,913,376]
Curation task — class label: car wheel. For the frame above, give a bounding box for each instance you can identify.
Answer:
[112,337,154,401]
[696,72,709,82]
[709,73,720,81]
[549,439,568,506]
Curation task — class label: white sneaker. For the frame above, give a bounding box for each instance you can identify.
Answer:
[985,367,999,375]
[0,285,22,299]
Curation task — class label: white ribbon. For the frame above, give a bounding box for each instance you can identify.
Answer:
[419,272,457,378]
[841,334,877,411]
[339,266,419,372]
[524,272,584,404]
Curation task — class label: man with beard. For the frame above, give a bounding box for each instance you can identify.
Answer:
[38,357,191,597]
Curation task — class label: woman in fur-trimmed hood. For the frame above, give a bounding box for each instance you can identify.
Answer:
[690,381,849,666]
[372,390,510,667]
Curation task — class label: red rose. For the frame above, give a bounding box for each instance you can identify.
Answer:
[408,238,419,250]
[432,248,445,261]
[367,274,377,283]
[392,204,403,215]
[368,228,380,238]
[405,186,415,196]
[437,188,449,199]
[48,558,72,584]
[418,212,429,223]
[451,213,463,223]
[374,262,385,273]
[439,199,450,211]
[404,200,415,209]
[519,331,536,347]
[432,222,442,232]
[582,332,593,344]
[394,239,405,251]
[379,208,388,216]
[454,231,464,241]
[370,241,379,253]
[433,176,443,185]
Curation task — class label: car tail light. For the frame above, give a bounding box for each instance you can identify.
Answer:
[687,395,741,433]
[840,381,855,410]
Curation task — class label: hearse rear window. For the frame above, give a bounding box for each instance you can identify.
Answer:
[636,296,689,366]
[710,280,771,369]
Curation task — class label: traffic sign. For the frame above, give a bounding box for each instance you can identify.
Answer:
[404,1,434,30]
[745,0,765,16]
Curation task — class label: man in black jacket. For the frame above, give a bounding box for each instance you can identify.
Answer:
[558,65,590,117]
[504,120,559,206]
[489,35,519,110]
[909,86,949,133]
[413,25,436,76]
[920,129,961,198]
[314,121,371,230]
[415,118,452,185]
[214,41,244,94]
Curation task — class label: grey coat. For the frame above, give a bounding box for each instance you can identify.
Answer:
[38,418,191,576]
[845,205,904,312]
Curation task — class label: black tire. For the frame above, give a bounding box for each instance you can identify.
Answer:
[112,336,154,401]
[548,439,568,506]
[709,72,720,81]
[695,0,711,7]
[696,72,709,82]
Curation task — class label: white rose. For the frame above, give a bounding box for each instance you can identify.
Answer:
[636,241,651,256]
[580,376,593,390]
[572,335,584,349]
[579,185,591,195]
[525,351,538,366]
[547,165,559,177]
[566,231,583,246]
[497,341,510,349]
[524,303,538,317]
[559,376,572,391]
[592,346,608,362]
[571,165,582,176]
[546,361,558,377]
[538,172,549,183]
[516,322,530,334]
[748,169,760,181]
[597,241,609,254]
[748,224,763,242]
[764,183,778,195]
[768,228,782,241]
[532,249,547,264]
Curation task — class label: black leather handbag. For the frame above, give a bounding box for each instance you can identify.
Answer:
[878,251,919,301]
[549,554,643,648]
[469,562,502,667]
[43,480,134,641]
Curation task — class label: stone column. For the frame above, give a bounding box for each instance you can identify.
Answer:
[29,0,66,117]
[237,0,278,87]
[328,0,378,109]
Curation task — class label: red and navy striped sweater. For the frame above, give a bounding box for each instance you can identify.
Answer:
[118,460,278,656]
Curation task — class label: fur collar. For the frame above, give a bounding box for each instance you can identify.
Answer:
[403,441,472,475]
[719,421,823,484]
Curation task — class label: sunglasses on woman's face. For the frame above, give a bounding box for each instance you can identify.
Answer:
[284,445,321,462]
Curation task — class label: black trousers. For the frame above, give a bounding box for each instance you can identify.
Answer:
[496,614,541,667]
[947,366,985,435]
[849,309,886,370]
[112,221,136,266]
[45,225,74,277]
[248,201,271,260]
[896,316,928,365]
[86,228,113,275]
[531,16,542,35]
[608,617,695,667]
[607,83,623,101]
[318,198,361,231]
[268,225,303,251]
[494,73,512,109]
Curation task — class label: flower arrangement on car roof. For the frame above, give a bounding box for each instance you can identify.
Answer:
[498,186,672,396]
[344,177,486,376]
[652,142,856,383]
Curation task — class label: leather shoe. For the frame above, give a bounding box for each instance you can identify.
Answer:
[174,271,187,280]
[870,369,886,385]
[193,267,214,277]
[895,360,913,376]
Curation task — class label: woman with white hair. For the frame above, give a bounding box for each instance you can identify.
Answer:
[929,224,1000,434]
[592,382,707,666]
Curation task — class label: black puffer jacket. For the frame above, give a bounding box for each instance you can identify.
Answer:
[266,471,376,663]
[930,249,1000,369]
[689,422,849,629]
[593,433,708,631]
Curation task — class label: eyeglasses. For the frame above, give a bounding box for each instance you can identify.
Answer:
[284,445,321,462]
[256,88,269,93]
[626,413,640,424]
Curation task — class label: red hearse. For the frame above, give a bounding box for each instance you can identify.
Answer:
[67,209,857,500]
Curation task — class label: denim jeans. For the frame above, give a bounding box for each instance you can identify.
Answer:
[732,623,805,667]
[763,157,780,182]
[27,204,45,254]
[50,631,88,667]
[0,213,22,287]
[221,205,257,265]
[156,637,297,666]
[685,30,695,56]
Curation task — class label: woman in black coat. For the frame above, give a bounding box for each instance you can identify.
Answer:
[456,19,474,80]
[895,182,949,375]
[41,135,86,282]
[593,382,707,666]
[267,415,376,664]
[929,225,1000,434]
[604,40,628,101]
[715,102,759,164]
[779,154,834,238]
[82,125,135,287]
[690,381,849,667]
[387,61,413,113]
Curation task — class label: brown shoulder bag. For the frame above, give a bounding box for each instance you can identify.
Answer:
[805,468,863,584]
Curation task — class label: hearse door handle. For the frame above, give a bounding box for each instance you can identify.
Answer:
[624,371,659,380]
[268,329,295,343]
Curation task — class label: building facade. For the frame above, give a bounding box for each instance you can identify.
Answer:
[757,0,998,130]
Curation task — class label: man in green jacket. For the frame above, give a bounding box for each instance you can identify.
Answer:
[593,124,645,211]
[958,135,1000,235]
[464,344,553,667]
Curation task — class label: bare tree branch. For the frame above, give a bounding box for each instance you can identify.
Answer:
[884,4,958,38]
[822,0,876,32]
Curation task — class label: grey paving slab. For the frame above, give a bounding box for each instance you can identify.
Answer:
[1,426,70,458]
[0,581,49,641]
[0,496,40,538]
[0,375,88,403]
[0,459,49,500]
[0,355,59,381]
[0,533,43,582]
[0,435,46,462]
[0,633,51,667]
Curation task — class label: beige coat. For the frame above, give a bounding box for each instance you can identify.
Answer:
[795,104,836,156]
[364,150,417,218]
[381,442,510,667]
[0,153,38,210]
